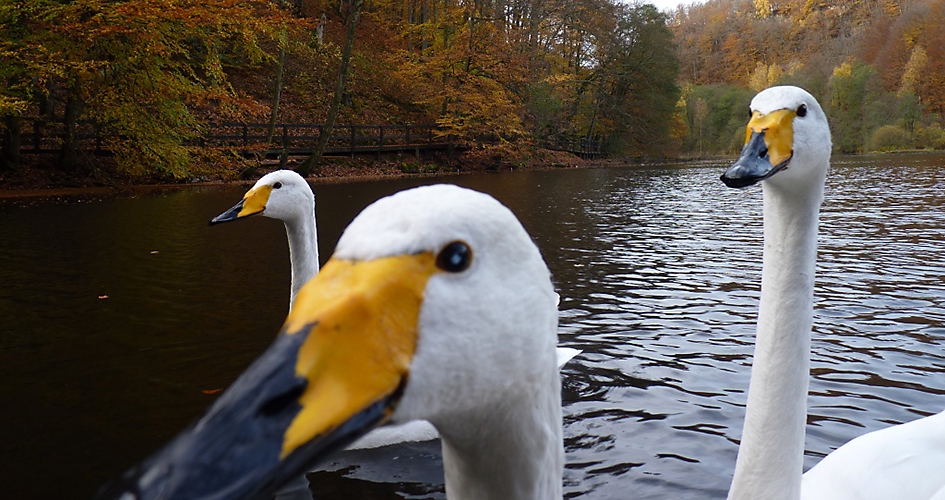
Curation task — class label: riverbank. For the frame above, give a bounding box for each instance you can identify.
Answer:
[0,143,672,199]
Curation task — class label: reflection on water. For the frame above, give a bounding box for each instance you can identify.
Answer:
[0,154,943,499]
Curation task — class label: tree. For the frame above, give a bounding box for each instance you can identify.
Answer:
[299,0,364,177]
[826,61,883,153]
[590,3,680,155]
[0,0,282,179]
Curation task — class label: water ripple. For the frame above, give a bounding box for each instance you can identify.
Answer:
[1,155,943,499]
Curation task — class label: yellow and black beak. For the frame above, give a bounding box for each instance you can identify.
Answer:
[209,185,274,225]
[98,253,439,500]
[721,109,796,188]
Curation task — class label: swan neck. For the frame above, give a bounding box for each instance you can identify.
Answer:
[439,376,563,500]
[729,183,821,500]
[285,205,318,309]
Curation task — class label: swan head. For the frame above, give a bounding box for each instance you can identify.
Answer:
[209,170,314,225]
[99,185,560,500]
[721,86,831,191]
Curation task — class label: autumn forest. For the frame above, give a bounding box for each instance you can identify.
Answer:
[0,0,942,182]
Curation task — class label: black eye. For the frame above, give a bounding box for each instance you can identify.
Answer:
[436,241,472,273]
[797,104,807,117]
[273,182,283,189]
[748,108,753,119]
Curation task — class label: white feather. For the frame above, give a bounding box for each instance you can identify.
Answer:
[335,184,565,499]
[726,86,945,500]
[223,172,580,450]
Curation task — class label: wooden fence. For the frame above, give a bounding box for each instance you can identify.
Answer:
[539,136,603,159]
[15,118,603,159]
[18,119,106,155]
[208,122,451,159]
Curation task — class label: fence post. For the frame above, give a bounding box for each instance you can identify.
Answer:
[282,124,288,152]
[415,127,421,158]
[33,120,40,152]
[405,125,410,148]
[242,124,248,147]
[350,126,356,159]
[378,126,383,160]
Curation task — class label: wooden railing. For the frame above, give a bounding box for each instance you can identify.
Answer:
[15,118,604,159]
[539,136,604,159]
[18,119,106,155]
[207,122,452,159]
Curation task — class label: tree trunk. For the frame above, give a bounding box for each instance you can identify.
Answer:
[59,88,82,172]
[1,115,21,172]
[242,26,287,180]
[298,0,364,177]
[494,0,506,35]
[267,41,286,142]
[586,97,599,142]
[421,0,429,53]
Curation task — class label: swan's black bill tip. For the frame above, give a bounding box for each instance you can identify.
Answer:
[720,171,760,188]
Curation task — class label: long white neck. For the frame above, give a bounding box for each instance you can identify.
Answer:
[438,375,563,500]
[284,204,319,309]
[728,180,823,500]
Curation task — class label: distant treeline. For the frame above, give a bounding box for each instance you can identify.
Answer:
[671,0,945,154]
[0,0,679,181]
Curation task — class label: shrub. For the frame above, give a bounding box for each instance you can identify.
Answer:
[869,125,912,152]
[916,123,945,150]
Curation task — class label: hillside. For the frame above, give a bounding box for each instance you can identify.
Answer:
[0,0,680,185]
[670,0,945,154]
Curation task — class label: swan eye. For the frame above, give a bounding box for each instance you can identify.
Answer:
[273,182,283,189]
[797,104,807,117]
[436,241,472,273]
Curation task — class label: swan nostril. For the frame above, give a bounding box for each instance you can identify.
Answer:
[759,147,768,158]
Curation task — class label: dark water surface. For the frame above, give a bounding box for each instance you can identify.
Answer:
[1,154,943,499]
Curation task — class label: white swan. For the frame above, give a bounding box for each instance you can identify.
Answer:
[210,170,581,369]
[210,170,318,308]
[101,184,564,500]
[722,85,945,500]
[210,170,439,450]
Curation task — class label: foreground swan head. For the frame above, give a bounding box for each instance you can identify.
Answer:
[722,85,831,193]
[100,184,563,500]
[210,170,314,225]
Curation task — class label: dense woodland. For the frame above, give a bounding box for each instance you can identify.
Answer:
[0,0,679,181]
[672,0,945,155]
[1,0,944,183]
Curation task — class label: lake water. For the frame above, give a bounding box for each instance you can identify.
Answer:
[1,154,943,499]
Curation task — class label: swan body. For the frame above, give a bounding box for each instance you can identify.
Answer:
[723,86,945,500]
[801,410,945,500]
[103,184,564,500]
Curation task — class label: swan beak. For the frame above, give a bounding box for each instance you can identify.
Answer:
[97,254,437,500]
[721,108,796,188]
[209,185,274,225]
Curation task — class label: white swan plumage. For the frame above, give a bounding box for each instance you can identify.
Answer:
[210,170,438,449]
[722,85,945,500]
[103,184,564,500]
[210,170,318,308]
[210,171,581,368]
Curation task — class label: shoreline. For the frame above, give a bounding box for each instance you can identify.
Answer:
[0,152,677,200]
